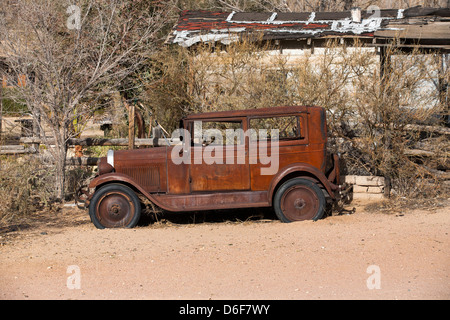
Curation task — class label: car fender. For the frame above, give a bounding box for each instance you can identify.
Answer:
[268,163,336,205]
[87,173,171,210]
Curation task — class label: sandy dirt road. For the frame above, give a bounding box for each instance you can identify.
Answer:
[0,202,449,300]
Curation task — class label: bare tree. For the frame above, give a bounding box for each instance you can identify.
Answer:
[0,0,167,201]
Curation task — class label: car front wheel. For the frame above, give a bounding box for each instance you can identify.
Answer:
[89,183,141,229]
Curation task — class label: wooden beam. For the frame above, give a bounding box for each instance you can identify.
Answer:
[438,54,449,126]
[66,157,99,166]
[20,137,180,146]
[0,84,3,147]
[379,45,391,82]
[404,124,450,135]
[0,145,24,150]
[374,22,450,41]
[0,147,35,155]
[403,149,436,157]
[128,104,135,150]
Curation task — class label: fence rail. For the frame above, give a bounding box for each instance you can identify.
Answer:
[19,137,179,147]
[9,137,179,166]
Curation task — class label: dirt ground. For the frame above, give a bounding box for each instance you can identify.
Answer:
[0,199,449,300]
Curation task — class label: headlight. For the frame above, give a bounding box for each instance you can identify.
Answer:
[107,149,114,167]
[98,150,114,175]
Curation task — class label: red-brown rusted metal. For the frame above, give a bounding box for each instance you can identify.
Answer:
[95,190,136,228]
[97,157,114,175]
[85,105,341,227]
[280,184,319,221]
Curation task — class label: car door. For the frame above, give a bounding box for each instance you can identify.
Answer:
[248,113,309,190]
[188,118,250,192]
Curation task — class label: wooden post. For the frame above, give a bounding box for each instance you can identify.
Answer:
[439,53,449,127]
[0,84,3,146]
[0,84,3,167]
[148,114,153,138]
[128,104,135,150]
[32,111,40,153]
[379,46,391,83]
[379,46,391,123]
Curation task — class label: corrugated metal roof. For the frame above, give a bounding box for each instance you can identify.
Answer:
[167,7,450,48]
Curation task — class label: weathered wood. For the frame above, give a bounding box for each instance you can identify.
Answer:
[404,124,450,136]
[0,147,35,155]
[421,166,450,180]
[128,104,135,150]
[20,137,180,146]
[403,149,437,157]
[0,85,3,144]
[0,145,25,150]
[375,22,450,41]
[19,137,46,144]
[66,157,99,166]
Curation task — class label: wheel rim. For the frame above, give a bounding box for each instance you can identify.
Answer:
[280,184,319,221]
[95,191,135,228]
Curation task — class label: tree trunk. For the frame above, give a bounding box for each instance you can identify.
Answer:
[53,128,68,202]
[438,54,449,126]
[0,84,3,146]
[344,0,353,10]
[56,146,67,202]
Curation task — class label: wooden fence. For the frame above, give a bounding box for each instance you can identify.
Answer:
[1,122,449,169]
[11,135,179,166]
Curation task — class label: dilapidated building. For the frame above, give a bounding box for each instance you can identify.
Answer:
[167,7,450,51]
[166,7,449,124]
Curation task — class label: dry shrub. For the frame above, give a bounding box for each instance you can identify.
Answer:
[143,37,448,200]
[65,166,94,202]
[0,156,55,225]
[0,155,96,226]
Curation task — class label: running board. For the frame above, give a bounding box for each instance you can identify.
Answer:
[153,191,270,212]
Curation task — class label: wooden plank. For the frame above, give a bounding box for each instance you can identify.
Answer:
[374,22,450,40]
[66,157,99,166]
[0,148,35,155]
[404,124,450,135]
[128,104,135,150]
[403,149,437,157]
[0,84,3,144]
[0,145,25,150]
[20,137,180,146]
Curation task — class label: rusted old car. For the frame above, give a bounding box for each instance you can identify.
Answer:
[82,106,341,229]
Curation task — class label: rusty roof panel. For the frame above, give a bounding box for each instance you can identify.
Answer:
[167,7,450,47]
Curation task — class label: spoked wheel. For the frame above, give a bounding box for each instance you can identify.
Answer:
[274,178,325,223]
[89,184,141,229]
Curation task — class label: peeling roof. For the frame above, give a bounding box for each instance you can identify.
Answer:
[167,7,450,48]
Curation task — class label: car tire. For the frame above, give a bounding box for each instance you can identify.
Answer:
[274,178,325,223]
[89,183,141,229]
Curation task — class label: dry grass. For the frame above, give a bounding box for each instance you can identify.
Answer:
[364,196,450,215]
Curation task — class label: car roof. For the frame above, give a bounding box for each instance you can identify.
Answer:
[183,105,320,120]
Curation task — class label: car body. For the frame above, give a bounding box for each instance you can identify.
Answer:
[82,105,341,228]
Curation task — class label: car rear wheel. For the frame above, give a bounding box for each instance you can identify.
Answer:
[274,178,325,223]
[89,183,141,229]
